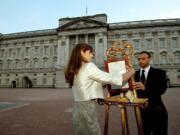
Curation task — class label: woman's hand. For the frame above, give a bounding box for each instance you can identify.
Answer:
[127,66,135,76]
[122,66,134,82]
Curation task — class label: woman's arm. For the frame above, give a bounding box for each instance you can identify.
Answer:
[122,67,134,82]
[86,63,134,86]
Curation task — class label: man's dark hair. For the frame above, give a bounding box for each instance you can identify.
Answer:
[139,51,151,58]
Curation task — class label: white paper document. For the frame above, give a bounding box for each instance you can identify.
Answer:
[108,60,129,89]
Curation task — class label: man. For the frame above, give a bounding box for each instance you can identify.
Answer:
[134,51,168,135]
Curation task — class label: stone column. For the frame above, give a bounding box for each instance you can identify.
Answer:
[75,35,78,44]
[95,33,99,64]
[55,36,69,88]
[65,36,70,66]
[166,31,171,65]
[56,36,70,67]
[85,34,88,43]
[177,33,180,48]
[152,32,158,65]
[57,38,62,68]
[95,32,107,66]
[103,33,108,60]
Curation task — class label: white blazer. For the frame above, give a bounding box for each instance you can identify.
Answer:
[72,62,123,101]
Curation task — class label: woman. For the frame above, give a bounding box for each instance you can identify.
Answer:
[65,43,134,135]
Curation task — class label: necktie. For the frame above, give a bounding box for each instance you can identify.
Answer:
[141,70,145,84]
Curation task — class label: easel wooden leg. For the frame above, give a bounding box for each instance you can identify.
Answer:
[121,106,129,135]
[124,107,129,135]
[134,106,144,135]
[104,104,110,135]
[121,106,126,135]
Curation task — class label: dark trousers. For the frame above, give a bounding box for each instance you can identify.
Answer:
[140,103,168,135]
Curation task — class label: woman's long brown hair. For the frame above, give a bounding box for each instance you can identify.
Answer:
[65,43,93,87]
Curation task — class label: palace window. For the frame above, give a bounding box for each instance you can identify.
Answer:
[88,34,95,50]
[17,48,21,57]
[149,52,154,64]
[52,78,56,86]
[9,48,12,57]
[6,79,9,85]
[53,57,57,67]
[61,41,65,46]
[5,50,8,57]
[115,34,120,39]
[1,49,4,57]
[24,59,29,69]
[42,78,47,85]
[35,46,39,55]
[0,63,2,69]
[33,78,37,85]
[146,39,153,49]
[174,51,180,64]
[69,35,76,54]
[40,40,44,44]
[49,39,54,43]
[132,52,139,65]
[175,55,180,64]
[15,61,19,69]
[13,49,16,57]
[177,76,180,82]
[160,52,168,64]
[7,60,12,69]
[177,70,180,82]
[43,58,48,68]
[99,38,103,44]
[16,78,19,86]
[25,47,30,56]
[171,37,178,48]
[34,59,39,68]
[44,46,49,55]
[159,38,165,48]
[31,41,35,45]
[54,45,58,56]
[79,35,85,43]
[133,39,140,49]
[22,42,25,46]
[145,39,150,48]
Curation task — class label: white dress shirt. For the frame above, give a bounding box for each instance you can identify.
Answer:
[140,65,151,79]
[72,62,123,101]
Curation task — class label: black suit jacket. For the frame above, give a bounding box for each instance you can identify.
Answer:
[135,67,167,108]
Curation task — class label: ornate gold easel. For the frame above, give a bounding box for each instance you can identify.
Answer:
[101,40,148,135]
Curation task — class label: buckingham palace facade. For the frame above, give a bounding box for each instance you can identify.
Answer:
[0,14,180,88]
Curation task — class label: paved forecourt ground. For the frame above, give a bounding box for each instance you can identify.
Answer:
[0,87,179,135]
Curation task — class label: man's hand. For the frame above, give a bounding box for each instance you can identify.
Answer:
[133,82,145,90]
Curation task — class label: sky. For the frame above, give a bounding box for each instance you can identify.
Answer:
[1,0,180,34]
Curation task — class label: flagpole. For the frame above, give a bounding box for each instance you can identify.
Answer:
[86,4,88,15]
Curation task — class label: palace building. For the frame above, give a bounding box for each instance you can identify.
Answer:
[0,14,180,88]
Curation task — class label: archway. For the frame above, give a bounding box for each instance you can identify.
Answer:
[11,80,16,88]
[22,76,32,88]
